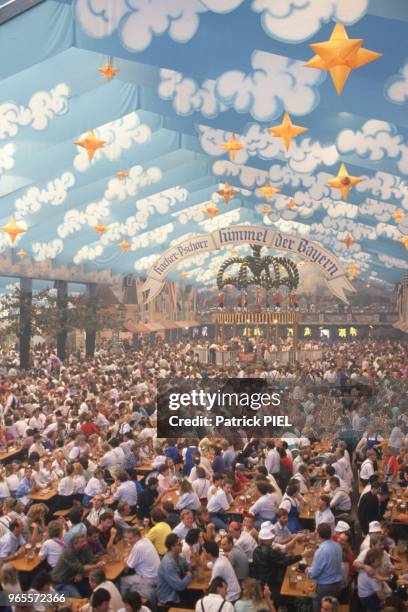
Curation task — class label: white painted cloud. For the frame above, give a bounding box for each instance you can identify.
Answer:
[73,113,151,172]
[199,124,338,173]
[378,254,408,269]
[252,0,368,43]
[134,254,161,272]
[32,239,63,262]
[15,172,75,220]
[131,224,174,249]
[0,84,69,139]
[135,186,188,223]
[337,120,408,175]
[215,51,323,121]
[212,161,268,188]
[73,244,103,265]
[159,70,226,118]
[0,143,14,177]
[385,61,408,104]
[356,171,408,208]
[58,165,161,239]
[75,0,244,51]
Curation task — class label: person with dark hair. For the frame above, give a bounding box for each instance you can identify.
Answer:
[90,587,111,612]
[64,508,87,546]
[28,571,53,611]
[89,567,124,611]
[182,528,202,565]
[248,481,280,528]
[137,477,159,519]
[195,577,234,612]
[0,519,25,562]
[279,482,303,533]
[357,482,387,535]
[51,533,104,597]
[121,527,159,602]
[146,508,171,556]
[308,523,343,612]
[220,533,249,581]
[157,533,192,605]
[357,549,385,611]
[121,590,151,612]
[203,540,240,602]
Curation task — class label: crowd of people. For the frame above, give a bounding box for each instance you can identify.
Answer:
[0,338,406,612]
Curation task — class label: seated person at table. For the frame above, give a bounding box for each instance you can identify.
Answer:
[83,468,107,508]
[51,532,105,597]
[220,534,249,581]
[0,471,10,502]
[39,519,65,569]
[87,495,108,527]
[158,464,178,495]
[64,507,87,545]
[0,562,22,596]
[137,477,159,519]
[173,509,197,540]
[249,481,280,528]
[228,522,257,562]
[323,466,351,495]
[121,527,160,602]
[146,508,172,556]
[0,519,25,563]
[113,472,138,514]
[57,464,75,510]
[357,549,386,612]
[195,577,234,612]
[88,567,125,611]
[191,466,211,503]
[162,500,180,530]
[234,577,275,612]
[315,496,335,531]
[114,501,132,531]
[251,525,301,600]
[176,479,201,512]
[97,511,120,552]
[157,533,192,605]
[15,466,34,505]
[181,528,201,565]
[328,477,351,516]
[203,540,241,603]
[87,525,106,557]
[207,480,234,531]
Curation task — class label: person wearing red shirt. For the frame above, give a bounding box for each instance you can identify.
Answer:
[81,414,99,437]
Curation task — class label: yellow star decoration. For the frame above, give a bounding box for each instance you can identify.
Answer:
[74,130,106,161]
[204,202,220,219]
[327,163,363,201]
[221,134,244,161]
[305,24,382,95]
[348,263,359,281]
[1,218,26,244]
[341,234,354,249]
[117,171,128,181]
[97,62,119,81]
[217,182,238,204]
[393,209,405,223]
[262,204,271,214]
[119,240,130,253]
[400,236,408,250]
[257,183,281,203]
[268,112,308,151]
[287,199,297,209]
[17,249,26,258]
[94,224,109,237]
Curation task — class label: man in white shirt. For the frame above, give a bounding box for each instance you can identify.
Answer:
[89,568,124,611]
[121,527,160,601]
[360,450,376,484]
[203,541,241,602]
[207,481,233,531]
[173,509,196,540]
[228,522,257,562]
[195,577,234,612]
[0,519,25,562]
[315,495,335,530]
[329,477,351,514]
[113,473,138,511]
[265,441,280,478]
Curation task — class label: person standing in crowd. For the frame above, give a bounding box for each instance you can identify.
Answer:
[308,524,343,612]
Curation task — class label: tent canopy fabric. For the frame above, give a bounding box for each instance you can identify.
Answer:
[0,0,407,293]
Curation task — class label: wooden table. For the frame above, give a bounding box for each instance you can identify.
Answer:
[187,570,211,591]
[29,487,58,502]
[101,540,127,581]
[298,489,323,521]
[280,541,316,598]
[135,462,154,475]
[12,550,42,572]
[0,446,23,461]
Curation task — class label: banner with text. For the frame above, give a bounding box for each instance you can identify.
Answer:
[142,226,355,303]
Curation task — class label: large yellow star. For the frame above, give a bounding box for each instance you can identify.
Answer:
[327,163,363,201]
[217,182,238,204]
[305,24,382,95]
[97,63,119,81]
[221,134,244,161]
[393,209,405,224]
[204,202,220,218]
[257,183,281,203]
[74,130,106,161]
[1,218,26,244]
[94,224,109,237]
[268,112,308,151]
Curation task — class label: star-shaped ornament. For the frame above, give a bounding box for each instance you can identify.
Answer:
[393,209,405,223]
[287,199,297,209]
[94,224,109,237]
[327,163,363,201]
[400,236,408,251]
[217,182,238,204]
[221,134,244,161]
[341,234,354,249]
[97,63,119,81]
[119,240,130,253]
[74,130,106,161]
[1,218,26,244]
[204,202,220,219]
[17,249,26,258]
[257,183,281,203]
[117,171,128,181]
[268,112,308,150]
[305,24,382,95]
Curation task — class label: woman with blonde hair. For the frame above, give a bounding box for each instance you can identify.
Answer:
[26,503,48,545]
[320,597,339,612]
[72,462,86,502]
[234,578,275,612]
[0,562,21,594]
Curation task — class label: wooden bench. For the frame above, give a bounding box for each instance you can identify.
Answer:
[53,507,90,518]
[168,608,195,612]
[339,605,350,612]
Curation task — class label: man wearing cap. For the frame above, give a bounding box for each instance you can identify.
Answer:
[251,523,302,601]
[359,521,382,552]
[308,523,343,612]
